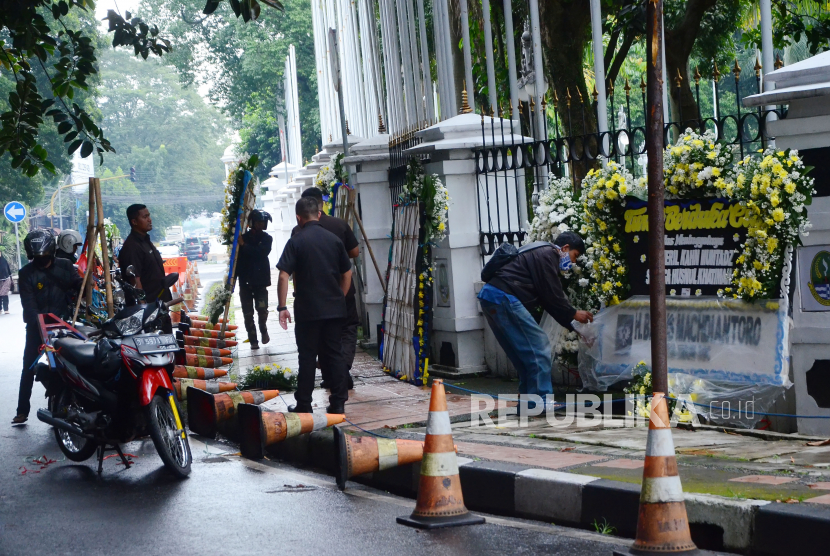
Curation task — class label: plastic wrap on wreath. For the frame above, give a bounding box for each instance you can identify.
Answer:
[576,296,792,428]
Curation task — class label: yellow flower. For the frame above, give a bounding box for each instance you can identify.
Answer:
[711,167,721,177]
[602,281,613,292]
[438,222,445,231]
[613,243,621,253]
[599,221,607,231]
[785,182,796,194]
[772,208,785,222]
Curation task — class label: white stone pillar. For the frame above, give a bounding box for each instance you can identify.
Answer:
[404,114,527,375]
[343,135,392,345]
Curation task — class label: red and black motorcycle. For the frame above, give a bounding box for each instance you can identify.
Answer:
[36,270,193,478]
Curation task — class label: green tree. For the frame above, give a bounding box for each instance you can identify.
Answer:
[139,0,319,180]
[96,47,229,238]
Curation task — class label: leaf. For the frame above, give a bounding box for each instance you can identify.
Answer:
[80,140,93,159]
[57,121,73,134]
[203,0,222,14]
[229,0,242,16]
[68,139,83,155]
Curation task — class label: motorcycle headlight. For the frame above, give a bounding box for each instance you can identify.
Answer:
[144,307,159,325]
[115,313,144,336]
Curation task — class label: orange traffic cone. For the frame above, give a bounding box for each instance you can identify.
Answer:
[189,320,238,331]
[184,345,233,358]
[615,393,697,555]
[186,387,279,439]
[188,314,228,323]
[184,353,234,368]
[173,378,237,401]
[188,328,236,339]
[334,427,429,491]
[183,335,237,349]
[238,404,346,460]
[172,366,229,379]
[397,379,484,529]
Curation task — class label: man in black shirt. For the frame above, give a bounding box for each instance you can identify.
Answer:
[292,187,360,389]
[118,204,171,303]
[14,229,83,424]
[237,210,273,349]
[278,197,352,414]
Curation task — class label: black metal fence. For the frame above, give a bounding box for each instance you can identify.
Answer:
[473,58,789,258]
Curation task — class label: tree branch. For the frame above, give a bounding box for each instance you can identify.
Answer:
[605,29,637,93]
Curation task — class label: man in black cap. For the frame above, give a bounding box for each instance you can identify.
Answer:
[292,187,360,389]
[237,209,273,349]
[278,196,352,414]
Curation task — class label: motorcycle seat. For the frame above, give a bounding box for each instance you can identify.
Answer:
[53,338,97,369]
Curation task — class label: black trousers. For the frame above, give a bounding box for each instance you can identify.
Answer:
[17,324,42,416]
[294,318,348,407]
[0,295,8,312]
[239,283,269,342]
[342,294,359,371]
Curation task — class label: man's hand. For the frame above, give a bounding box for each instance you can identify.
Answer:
[237,235,244,246]
[279,309,292,330]
[574,310,594,324]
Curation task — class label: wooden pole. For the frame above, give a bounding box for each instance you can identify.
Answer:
[347,195,387,293]
[93,178,114,317]
[85,178,96,311]
[72,231,98,324]
[646,0,668,395]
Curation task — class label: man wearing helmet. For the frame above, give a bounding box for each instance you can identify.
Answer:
[55,229,83,263]
[13,229,83,424]
[237,209,273,349]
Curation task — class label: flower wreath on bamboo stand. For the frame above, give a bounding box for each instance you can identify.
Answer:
[528,129,813,404]
[314,152,346,215]
[386,158,449,385]
[211,154,260,324]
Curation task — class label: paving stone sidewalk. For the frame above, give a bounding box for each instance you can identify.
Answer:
[199,268,830,505]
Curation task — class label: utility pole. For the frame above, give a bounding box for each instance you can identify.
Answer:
[647,0,668,395]
[328,28,350,157]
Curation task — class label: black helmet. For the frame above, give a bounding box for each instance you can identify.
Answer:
[249,210,272,223]
[24,229,57,260]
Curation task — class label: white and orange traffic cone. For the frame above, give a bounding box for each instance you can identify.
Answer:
[238,404,345,460]
[186,387,278,439]
[615,392,698,555]
[334,427,431,491]
[397,379,484,529]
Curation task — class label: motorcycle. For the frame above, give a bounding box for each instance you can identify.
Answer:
[36,267,194,478]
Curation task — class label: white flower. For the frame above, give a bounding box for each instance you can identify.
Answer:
[578,278,589,287]
[670,289,676,296]
[640,254,646,263]
[695,289,702,296]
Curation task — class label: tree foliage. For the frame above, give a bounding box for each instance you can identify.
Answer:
[139,0,319,181]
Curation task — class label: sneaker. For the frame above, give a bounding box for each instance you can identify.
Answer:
[288,404,313,414]
[11,414,27,424]
[4,311,8,315]
[326,404,346,415]
[260,329,270,345]
[250,341,259,350]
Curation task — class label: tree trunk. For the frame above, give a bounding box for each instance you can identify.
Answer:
[449,0,467,111]
[538,0,595,184]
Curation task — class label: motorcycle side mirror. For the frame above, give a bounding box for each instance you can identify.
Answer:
[125,265,136,279]
[163,273,179,290]
[114,268,122,280]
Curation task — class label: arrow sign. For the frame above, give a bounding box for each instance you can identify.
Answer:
[4,201,26,223]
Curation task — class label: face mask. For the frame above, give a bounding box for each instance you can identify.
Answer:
[556,247,573,272]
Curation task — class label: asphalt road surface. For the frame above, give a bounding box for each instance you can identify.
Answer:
[0,280,634,556]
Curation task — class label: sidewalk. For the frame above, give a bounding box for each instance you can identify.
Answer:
[197,270,830,554]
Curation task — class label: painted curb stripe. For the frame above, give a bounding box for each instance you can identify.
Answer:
[421,451,459,477]
[285,412,302,439]
[312,412,329,431]
[645,428,677,457]
[426,411,452,435]
[377,438,399,471]
[641,476,685,503]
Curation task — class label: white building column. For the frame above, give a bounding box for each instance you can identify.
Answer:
[404,114,525,375]
[342,135,392,345]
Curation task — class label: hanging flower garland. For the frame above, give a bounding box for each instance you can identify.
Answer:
[529,129,814,363]
[220,154,260,248]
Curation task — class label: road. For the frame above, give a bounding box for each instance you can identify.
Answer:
[0,273,632,556]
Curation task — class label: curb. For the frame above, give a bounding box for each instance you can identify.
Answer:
[258,429,829,555]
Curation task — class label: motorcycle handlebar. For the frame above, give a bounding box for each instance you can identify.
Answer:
[166,297,184,309]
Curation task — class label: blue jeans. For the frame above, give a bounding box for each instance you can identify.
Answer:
[479,290,553,407]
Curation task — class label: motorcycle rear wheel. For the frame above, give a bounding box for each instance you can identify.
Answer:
[51,390,98,462]
[145,393,192,478]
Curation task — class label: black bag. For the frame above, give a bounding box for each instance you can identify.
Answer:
[481,241,551,282]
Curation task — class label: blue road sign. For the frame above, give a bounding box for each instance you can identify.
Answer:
[4,201,26,223]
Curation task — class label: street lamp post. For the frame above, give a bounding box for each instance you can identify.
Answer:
[646,0,668,395]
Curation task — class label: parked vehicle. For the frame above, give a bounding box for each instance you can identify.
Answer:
[184,237,204,261]
[35,267,193,477]
[158,243,181,258]
[165,226,184,244]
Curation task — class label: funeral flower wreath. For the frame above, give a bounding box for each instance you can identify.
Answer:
[529,129,814,361]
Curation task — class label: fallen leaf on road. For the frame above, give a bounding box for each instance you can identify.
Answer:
[561,447,576,452]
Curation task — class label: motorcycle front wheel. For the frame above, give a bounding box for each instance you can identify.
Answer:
[51,390,98,462]
[145,393,192,478]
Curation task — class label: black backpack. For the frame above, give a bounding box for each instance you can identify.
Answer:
[481,241,552,282]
